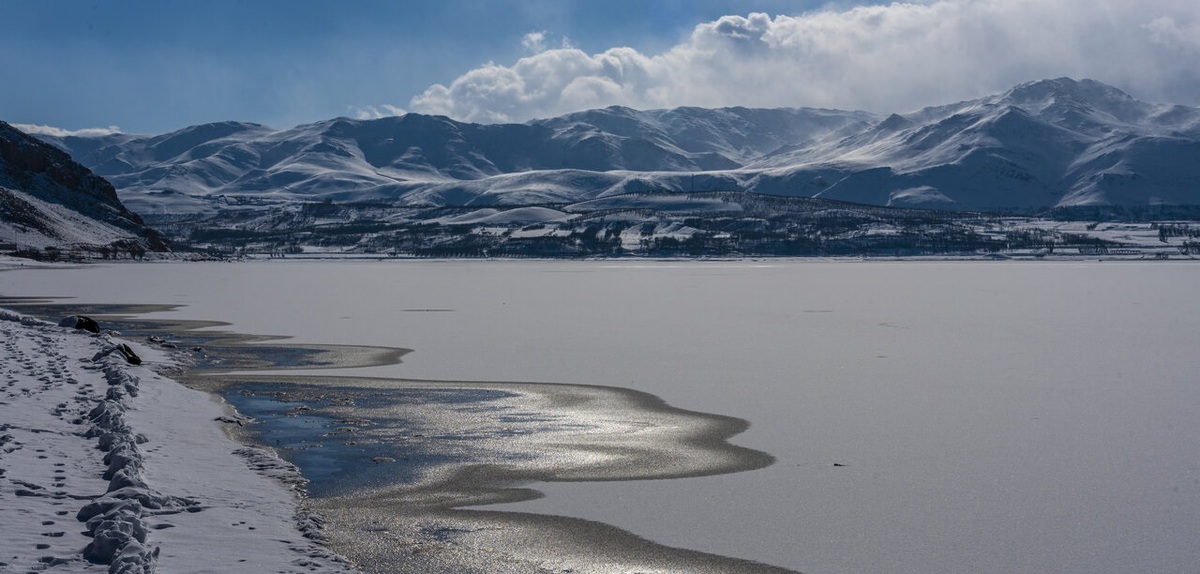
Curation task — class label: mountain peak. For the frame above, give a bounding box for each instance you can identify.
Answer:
[1003,77,1125,100]
[877,113,914,131]
[997,77,1149,124]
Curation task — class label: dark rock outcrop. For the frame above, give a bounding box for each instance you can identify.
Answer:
[59,315,102,334]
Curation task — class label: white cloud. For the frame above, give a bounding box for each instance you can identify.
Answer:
[1145,15,1200,50]
[394,0,1200,123]
[12,123,123,137]
[522,31,548,54]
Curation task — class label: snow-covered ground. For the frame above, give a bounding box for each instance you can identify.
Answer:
[0,308,355,573]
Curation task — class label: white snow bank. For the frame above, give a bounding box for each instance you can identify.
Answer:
[0,309,356,573]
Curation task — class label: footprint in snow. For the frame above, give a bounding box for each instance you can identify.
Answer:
[11,479,44,490]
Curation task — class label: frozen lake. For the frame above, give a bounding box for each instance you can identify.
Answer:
[2,259,1198,574]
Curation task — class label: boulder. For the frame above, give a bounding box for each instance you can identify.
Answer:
[59,315,101,333]
[115,343,142,365]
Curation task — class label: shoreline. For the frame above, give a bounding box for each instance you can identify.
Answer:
[0,308,354,573]
[1,300,794,573]
[226,373,791,573]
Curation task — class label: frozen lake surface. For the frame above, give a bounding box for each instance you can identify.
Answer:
[2,260,1198,574]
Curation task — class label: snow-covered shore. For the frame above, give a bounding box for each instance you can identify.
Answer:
[0,308,356,573]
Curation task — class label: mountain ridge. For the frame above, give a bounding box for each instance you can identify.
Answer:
[28,78,1200,215]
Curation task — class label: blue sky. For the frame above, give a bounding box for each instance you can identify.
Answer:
[4,0,1198,134]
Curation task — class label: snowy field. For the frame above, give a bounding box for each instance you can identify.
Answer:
[2,258,1199,574]
[0,305,352,573]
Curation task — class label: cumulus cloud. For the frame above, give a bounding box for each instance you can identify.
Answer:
[395,0,1200,123]
[12,124,123,137]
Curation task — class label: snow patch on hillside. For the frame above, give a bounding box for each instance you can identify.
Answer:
[0,187,138,250]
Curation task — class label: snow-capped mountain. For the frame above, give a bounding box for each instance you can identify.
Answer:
[31,78,1200,216]
[0,121,168,255]
[759,78,1200,210]
[33,107,873,214]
